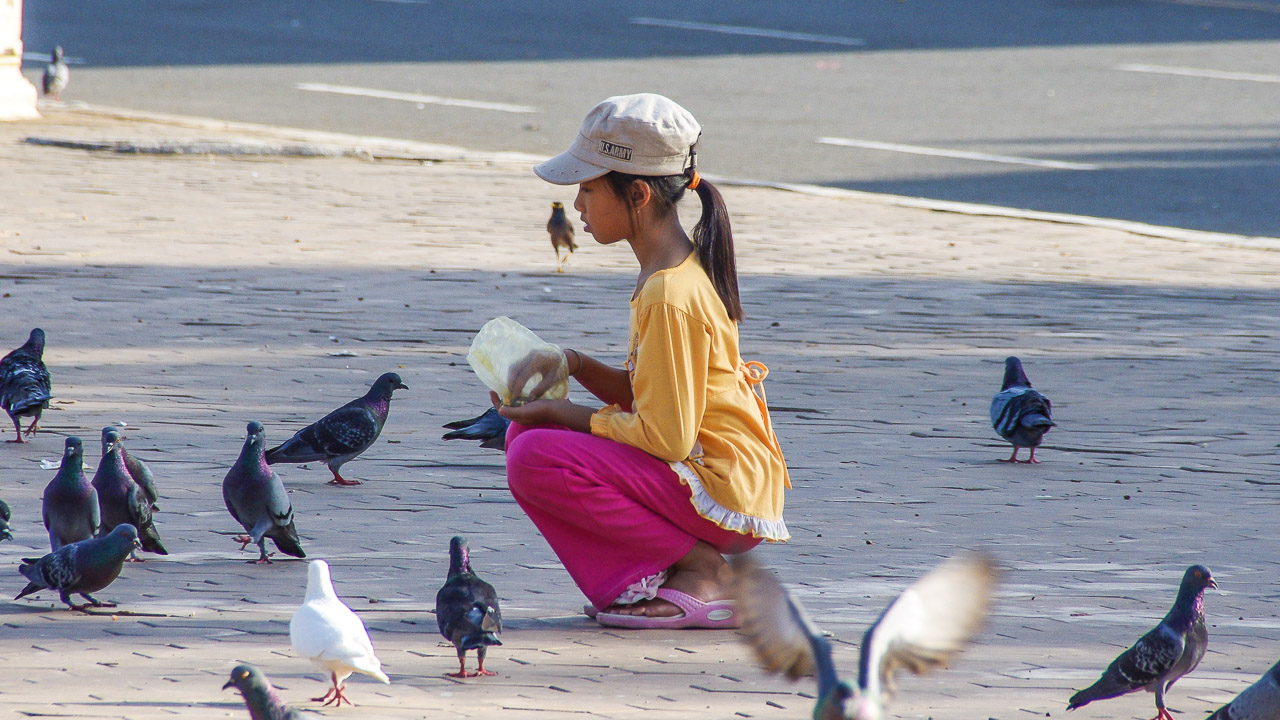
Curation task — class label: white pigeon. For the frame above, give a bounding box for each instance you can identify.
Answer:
[290,559,390,707]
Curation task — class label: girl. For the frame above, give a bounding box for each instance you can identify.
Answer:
[495,94,790,629]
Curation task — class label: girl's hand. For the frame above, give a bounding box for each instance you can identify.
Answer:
[491,392,595,432]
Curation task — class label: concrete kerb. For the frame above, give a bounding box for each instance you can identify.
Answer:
[47,102,1280,252]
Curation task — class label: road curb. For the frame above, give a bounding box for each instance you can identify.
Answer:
[60,102,1280,252]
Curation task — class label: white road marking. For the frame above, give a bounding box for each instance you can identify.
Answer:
[629,17,865,47]
[295,83,537,114]
[817,137,1100,171]
[1116,63,1280,83]
[1140,0,1280,13]
[22,52,86,64]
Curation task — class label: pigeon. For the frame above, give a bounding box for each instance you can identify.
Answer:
[106,426,160,510]
[265,372,408,486]
[441,407,510,450]
[729,552,998,720]
[0,498,12,542]
[547,201,578,272]
[93,429,167,557]
[223,664,305,720]
[41,46,69,101]
[1068,565,1216,720]
[15,523,140,611]
[0,328,52,443]
[42,436,99,551]
[990,356,1054,463]
[1208,658,1280,720]
[435,536,503,678]
[290,559,390,706]
[223,421,306,564]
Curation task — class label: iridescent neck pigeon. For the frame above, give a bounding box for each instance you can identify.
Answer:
[1209,658,1280,720]
[1068,565,1216,720]
[15,523,140,611]
[0,498,12,542]
[265,372,407,486]
[435,536,503,678]
[730,552,998,720]
[105,426,161,510]
[290,560,390,706]
[223,422,306,564]
[42,436,99,551]
[441,407,510,450]
[223,664,305,720]
[1,328,52,443]
[990,356,1054,463]
[41,46,69,101]
[93,429,167,556]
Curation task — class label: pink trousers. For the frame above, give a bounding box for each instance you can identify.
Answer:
[505,422,761,610]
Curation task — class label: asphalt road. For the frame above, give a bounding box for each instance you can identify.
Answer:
[19,0,1280,237]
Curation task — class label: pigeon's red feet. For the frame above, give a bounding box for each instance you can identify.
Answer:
[315,676,354,706]
[232,535,254,550]
[998,448,1019,463]
[326,475,362,486]
[247,556,274,565]
[5,435,26,444]
[1019,449,1042,464]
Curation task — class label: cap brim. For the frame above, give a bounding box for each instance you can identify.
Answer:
[533,150,610,185]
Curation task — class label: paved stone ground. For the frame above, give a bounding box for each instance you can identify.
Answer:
[1,107,1279,719]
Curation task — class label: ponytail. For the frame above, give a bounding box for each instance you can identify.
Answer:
[604,171,744,322]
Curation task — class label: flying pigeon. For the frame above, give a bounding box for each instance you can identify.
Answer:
[729,552,998,720]
[265,372,408,486]
[290,559,390,706]
[990,356,1055,463]
[547,201,577,272]
[223,421,306,564]
[441,407,510,450]
[0,328,52,443]
[0,498,12,542]
[93,429,167,557]
[1208,658,1280,720]
[223,664,305,720]
[41,46,69,101]
[105,426,160,510]
[1068,565,1216,720]
[15,523,140,611]
[42,436,99,551]
[435,536,503,678]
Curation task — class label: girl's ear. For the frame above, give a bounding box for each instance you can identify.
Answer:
[629,179,652,209]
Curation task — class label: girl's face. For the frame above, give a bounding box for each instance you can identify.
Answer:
[574,177,632,245]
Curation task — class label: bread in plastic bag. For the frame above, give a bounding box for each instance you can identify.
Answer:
[467,316,569,406]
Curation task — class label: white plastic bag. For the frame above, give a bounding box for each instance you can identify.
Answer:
[466,317,569,406]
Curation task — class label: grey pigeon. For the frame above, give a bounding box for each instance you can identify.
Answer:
[224,421,306,564]
[441,407,510,450]
[106,427,160,510]
[1068,565,1216,720]
[548,201,577,272]
[730,552,998,720]
[435,536,502,678]
[1209,658,1280,720]
[223,664,305,720]
[0,498,12,542]
[265,372,408,486]
[93,429,167,556]
[15,523,140,611]
[990,356,1054,463]
[41,46,69,101]
[1,328,52,443]
[42,436,99,551]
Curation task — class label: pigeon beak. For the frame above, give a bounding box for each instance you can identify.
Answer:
[222,679,235,690]
[396,382,409,390]
[1208,578,1218,589]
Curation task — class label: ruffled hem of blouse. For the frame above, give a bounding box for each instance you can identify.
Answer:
[670,461,790,542]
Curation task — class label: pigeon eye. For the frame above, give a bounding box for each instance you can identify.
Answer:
[239,670,250,679]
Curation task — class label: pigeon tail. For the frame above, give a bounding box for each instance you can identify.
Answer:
[139,525,168,555]
[1020,413,1055,430]
[1001,356,1032,390]
[458,629,502,650]
[270,526,307,558]
[15,579,42,601]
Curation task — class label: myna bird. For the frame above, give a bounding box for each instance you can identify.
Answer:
[547,201,577,272]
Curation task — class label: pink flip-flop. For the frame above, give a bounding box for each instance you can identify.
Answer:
[593,588,739,629]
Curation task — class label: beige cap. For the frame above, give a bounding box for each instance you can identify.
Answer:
[534,93,702,185]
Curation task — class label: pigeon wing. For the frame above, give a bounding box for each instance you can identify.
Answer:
[729,554,845,704]
[1209,659,1280,720]
[1069,624,1182,708]
[860,554,999,703]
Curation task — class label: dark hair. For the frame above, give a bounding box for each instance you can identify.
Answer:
[604,171,743,322]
